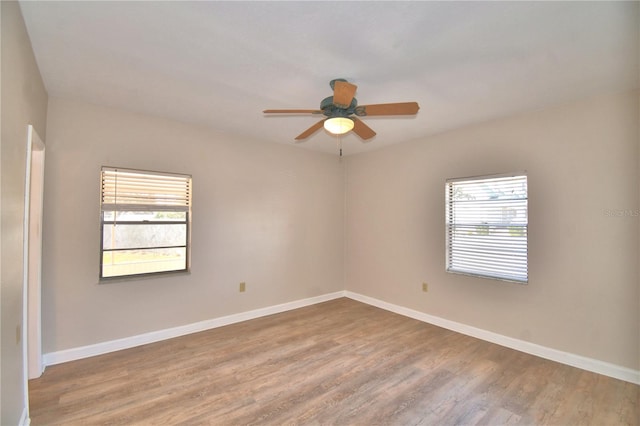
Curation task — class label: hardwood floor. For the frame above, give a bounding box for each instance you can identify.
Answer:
[29,298,638,425]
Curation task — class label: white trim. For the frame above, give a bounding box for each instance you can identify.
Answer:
[42,289,639,385]
[43,291,345,366]
[345,291,640,385]
[19,407,30,426]
[26,130,45,379]
[445,170,528,184]
[22,125,45,426]
[22,125,34,420]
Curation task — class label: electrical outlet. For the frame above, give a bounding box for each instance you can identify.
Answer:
[422,282,428,292]
[16,325,21,344]
[239,282,246,292]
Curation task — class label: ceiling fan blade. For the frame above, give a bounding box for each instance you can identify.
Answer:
[263,109,322,114]
[355,102,420,116]
[352,117,376,141]
[332,81,358,109]
[295,119,326,141]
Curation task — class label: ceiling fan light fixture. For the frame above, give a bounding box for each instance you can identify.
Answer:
[324,117,354,135]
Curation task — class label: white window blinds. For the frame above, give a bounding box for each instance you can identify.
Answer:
[101,167,191,211]
[446,173,528,283]
[99,167,192,280]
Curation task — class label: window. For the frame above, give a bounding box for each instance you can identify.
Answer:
[100,167,192,280]
[446,173,528,283]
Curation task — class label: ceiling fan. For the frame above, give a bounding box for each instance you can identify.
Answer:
[263,79,420,142]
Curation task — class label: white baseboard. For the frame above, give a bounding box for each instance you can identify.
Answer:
[43,291,345,367]
[43,289,639,385]
[345,291,640,385]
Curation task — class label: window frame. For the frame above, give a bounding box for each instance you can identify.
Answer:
[99,166,192,281]
[445,172,528,283]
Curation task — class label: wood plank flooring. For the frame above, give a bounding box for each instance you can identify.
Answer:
[29,298,638,425]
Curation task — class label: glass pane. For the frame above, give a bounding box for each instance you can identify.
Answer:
[449,176,527,202]
[103,211,187,222]
[103,224,186,249]
[102,247,187,278]
[446,175,528,283]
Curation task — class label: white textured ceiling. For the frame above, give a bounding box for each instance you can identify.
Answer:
[19,1,639,156]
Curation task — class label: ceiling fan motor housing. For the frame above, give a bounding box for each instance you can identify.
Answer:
[320,96,357,118]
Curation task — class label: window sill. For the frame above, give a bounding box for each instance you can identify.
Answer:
[98,269,191,284]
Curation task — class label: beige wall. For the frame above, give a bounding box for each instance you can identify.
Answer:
[1,1,49,423]
[42,91,639,375]
[41,98,344,353]
[345,90,639,370]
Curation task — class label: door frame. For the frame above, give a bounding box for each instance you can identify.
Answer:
[22,124,46,418]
